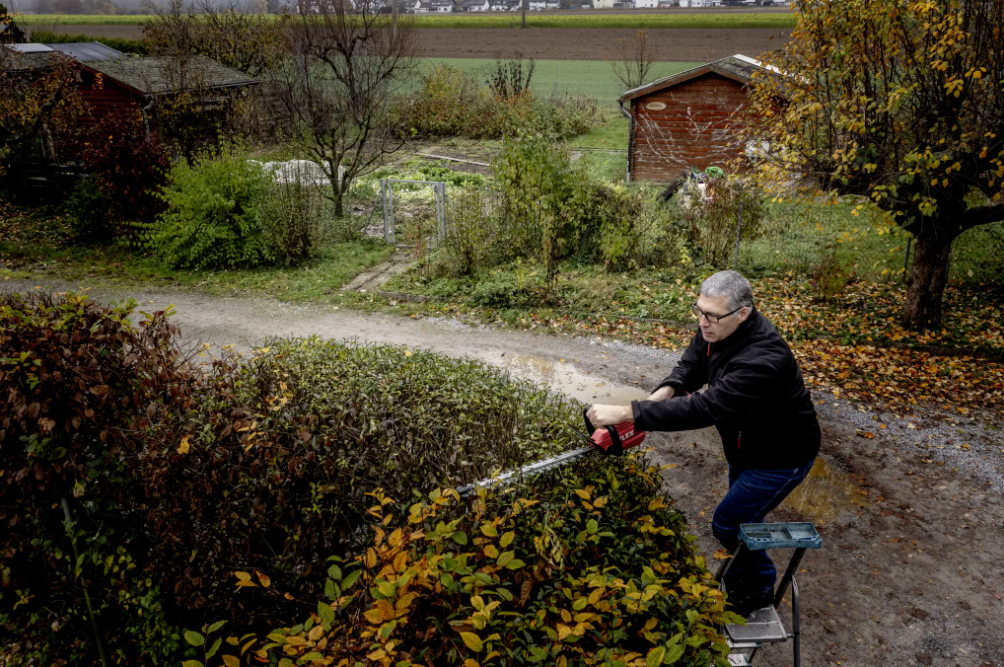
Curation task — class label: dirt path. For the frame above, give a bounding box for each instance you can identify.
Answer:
[5,280,1002,667]
[341,251,415,292]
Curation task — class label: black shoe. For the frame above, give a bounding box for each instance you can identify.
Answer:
[725,587,774,619]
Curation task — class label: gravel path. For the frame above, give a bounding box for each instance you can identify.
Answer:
[5,280,1003,667]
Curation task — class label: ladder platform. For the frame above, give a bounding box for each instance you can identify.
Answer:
[725,605,789,644]
[739,522,822,551]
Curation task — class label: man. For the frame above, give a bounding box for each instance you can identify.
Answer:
[586,270,820,616]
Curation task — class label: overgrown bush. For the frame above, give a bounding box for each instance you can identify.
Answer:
[394,64,597,141]
[690,177,765,268]
[151,144,279,269]
[810,246,856,299]
[0,291,195,666]
[74,113,171,228]
[186,456,738,667]
[0,296,587,663]
[64,177,114,243]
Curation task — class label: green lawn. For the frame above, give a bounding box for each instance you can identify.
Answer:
[18,12,798,29]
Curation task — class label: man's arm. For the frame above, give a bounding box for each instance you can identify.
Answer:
[632,360,776,432]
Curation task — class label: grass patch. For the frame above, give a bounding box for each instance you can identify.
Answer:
[18,12,799,29]
[413,58,700,107]
[0,203,393,299]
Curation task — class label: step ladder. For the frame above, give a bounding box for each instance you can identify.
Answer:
[714,522,823,667]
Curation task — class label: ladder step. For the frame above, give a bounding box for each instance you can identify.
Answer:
[727,654,753,667]
[726,637,761,650]
[726,605,789,643]
[739,522,822,551]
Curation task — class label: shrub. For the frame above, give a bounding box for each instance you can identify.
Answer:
[76,113,171,226]
[442,187,493,276]
[691,177,765,269]
[64,176,114,243]
[0,298,586,663]
[394,63,596,141]
[810,246,856,299]
[152,143,276,269]
[486,53,535,101]
[257,168,328,264]
[0,291,194,666]
[493,132,588,282]
[188,455,738,667]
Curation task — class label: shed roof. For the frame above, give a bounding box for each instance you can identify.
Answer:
[4,41,126,71]
[619,54,773,103]
[82,55,258,96]
[46,41,127,62]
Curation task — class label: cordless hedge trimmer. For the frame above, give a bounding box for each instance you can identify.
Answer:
[456,409,647,498]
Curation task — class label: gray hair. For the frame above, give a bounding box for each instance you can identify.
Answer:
[700,270,753,311]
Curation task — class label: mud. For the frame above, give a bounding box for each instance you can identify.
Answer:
[4,280,1003,667]
[35,23,789,62]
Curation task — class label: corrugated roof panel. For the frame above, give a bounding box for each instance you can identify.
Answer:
[8,43,54,53]
[45,42,126,62]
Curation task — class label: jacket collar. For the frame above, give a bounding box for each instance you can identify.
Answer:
[709,307,760,354]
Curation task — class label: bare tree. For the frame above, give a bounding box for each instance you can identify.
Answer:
[610,29,656,92]
[142,0,287,78]
[266,0,415,216]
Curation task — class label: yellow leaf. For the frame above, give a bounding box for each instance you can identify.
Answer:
[463,660,480,667]
[222,656,240,667]
[178,436,190,455]
[308,625,324,641]
[573,489,590,500]
[459,632,483,652]
[557,624,573,640]
[256,571,271,588]
[499,531,514,548]
[363,608,384,624]
[388,528,404,548]
[235,571,251,581]
[365,549,377,568]
[404,350,414,357]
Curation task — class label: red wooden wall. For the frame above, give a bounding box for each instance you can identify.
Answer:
[629,73,750,182]
[75,68,144,131]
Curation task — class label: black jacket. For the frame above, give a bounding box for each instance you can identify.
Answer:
[631,308,820,470]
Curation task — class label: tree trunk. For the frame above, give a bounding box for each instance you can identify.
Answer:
[901,226,957,329]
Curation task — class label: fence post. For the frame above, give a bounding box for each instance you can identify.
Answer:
[388,181,396,245]
[733,187,744,269]
[381,179,390,244]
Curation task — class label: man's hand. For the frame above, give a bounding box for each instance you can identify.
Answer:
[649,385,675,402]
[586,404,633,427]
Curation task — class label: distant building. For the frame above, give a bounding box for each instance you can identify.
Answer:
[620,54,773,181]
[461,0,489,10]
[634,0,659,6]
[417,0,452,10]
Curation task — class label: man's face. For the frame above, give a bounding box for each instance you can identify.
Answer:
[695,294,750,343]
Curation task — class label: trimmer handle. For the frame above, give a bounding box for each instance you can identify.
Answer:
[583,408,645,456]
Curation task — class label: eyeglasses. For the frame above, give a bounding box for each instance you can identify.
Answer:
[691,304,744,324]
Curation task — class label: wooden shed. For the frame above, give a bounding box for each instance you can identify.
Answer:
[619,54,767,183]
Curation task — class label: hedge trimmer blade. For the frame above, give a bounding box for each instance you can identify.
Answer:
[456,410,647,498]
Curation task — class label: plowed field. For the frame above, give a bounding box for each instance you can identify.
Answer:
[42,24,790,61]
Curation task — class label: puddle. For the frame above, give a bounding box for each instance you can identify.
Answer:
[780,457,868,523]
[501,354,650,405]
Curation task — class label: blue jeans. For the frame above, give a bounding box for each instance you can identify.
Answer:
[711,461,815,596]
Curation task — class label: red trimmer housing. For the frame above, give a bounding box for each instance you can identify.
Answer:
[583,408,646,456]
